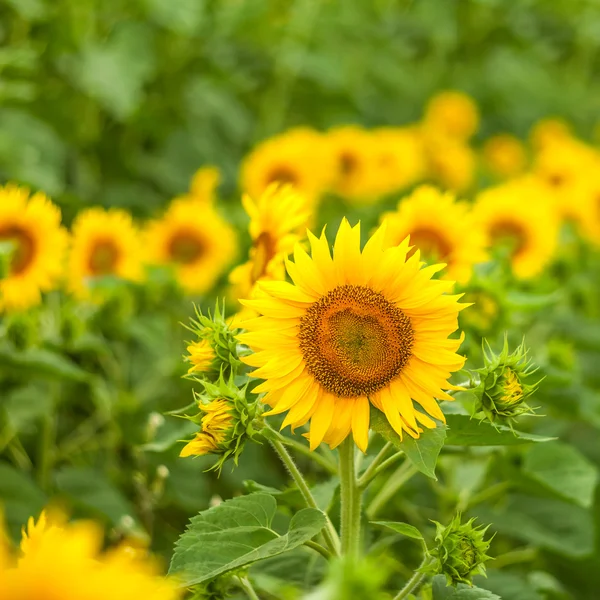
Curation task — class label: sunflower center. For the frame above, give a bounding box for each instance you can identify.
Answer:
[408,228,452,261]
[340,152,358,176]
[251,231,277,284]
[298,285,414,397]
[489,220,526,257]
[89,239,120,275]
[0,226,36,275]
[168,230,204,264]
[266,167,298,187]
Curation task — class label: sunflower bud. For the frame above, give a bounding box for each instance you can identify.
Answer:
[423,515,493,586]
[472,338,540,424]
[179,375,262,473]
[185,301,247,379]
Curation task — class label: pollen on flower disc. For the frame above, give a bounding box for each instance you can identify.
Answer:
[298,284,414,397]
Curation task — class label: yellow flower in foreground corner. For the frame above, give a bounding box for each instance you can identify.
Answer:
[230,184,311,300]
[68,208,143,298]
[482,134,527,179]
[0,510,181,600]
[381,186,487,284]
[0,184,68,312]
[145,197,236,294]
[423,90,480,140]
[473,177,560,279]
[238,220,467,452]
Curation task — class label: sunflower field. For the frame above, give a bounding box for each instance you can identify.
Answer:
[2,1,600,599]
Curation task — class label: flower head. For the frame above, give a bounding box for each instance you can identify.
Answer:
[238,219,467,452]
[0,184,68,312]
[145,197,236,294]
[472,338,540,424]
[381,185,487,284]
[68,207,143,299]
[424,514,493,586]
[482,134,527,179]
[423,91,479,140]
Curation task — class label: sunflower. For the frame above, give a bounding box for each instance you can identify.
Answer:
[189,165,220,203]
[423,133,476,192]
[423,90,479,140]
[241,128,333,205]
[482,134,527,179]
[381,186,486,284]
[529,117,573,151]
[0,184,68,312]
[238,219,467,452]
[472,177,560,279]
[145,197,236,294]
[179,398,234,457]
[68,208,143,298]
[371,127,426,197]
[230,184,311,301]
[0,509,181,600]
[326,126,380,202]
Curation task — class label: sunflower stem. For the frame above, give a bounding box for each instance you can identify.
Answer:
[237,576,261,600]
[339,437,362,558]
[366,460,418,520]
[277,432,338,474]
[270,437,340,555]
[357,442,393,489]
[304,539,332,559]
[393,556,432,600]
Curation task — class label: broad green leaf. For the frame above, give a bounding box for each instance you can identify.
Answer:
[445,415,554,446]
[370,406,446,479]
[475,571,543,600]
[523,442,598,508]
[169,493,327,585]
[433,576,501,600]
[3,385,52,433]
[55,467,138,526]
[0,347,89,382]
[475,494,594,558]
[372,521,424,541]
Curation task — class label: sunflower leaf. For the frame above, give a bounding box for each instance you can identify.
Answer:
[369,406,446,479]
[169,493,327,586]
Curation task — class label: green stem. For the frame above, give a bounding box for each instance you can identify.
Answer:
[357,442,395,489]
[393,556,431,600]
[279,433,338,475]
[237,576,261,600]
[270,437,340,555]
[37,411,56,492]
[339,437,361,558]
[366,460,418,520]
[304,539,332,559]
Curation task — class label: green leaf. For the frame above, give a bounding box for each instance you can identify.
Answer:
[0,347,89,382]
[370,406,446,479]
[169,493,327,585]
[523,442,598,508]
[475,494,594,558]
[54,467,138,526]
[139,418,198,453]
[445,415,554,446]
[372,521,424,541]
[433,577,501,600]
[3,385,52,433]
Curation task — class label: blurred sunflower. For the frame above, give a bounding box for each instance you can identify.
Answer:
[423,134,476,192]
[326,125,380,202]
[482,134,527,179]
[0,184,68,312]
[473,177,560,279]
[68,208,143,298]
[423,90,479,140]
[241,128,333,204]
[230,184,311,300]
[0,510,181,600]
[381,186,486,284]
[371,127,426,196]
[189,165,220,203]
[529,117,573,151]
[145,197,236,294]
[239,220,467,452]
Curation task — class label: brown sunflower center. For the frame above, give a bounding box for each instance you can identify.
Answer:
[251,231,277,284]
[298,285,414,397]
[0,226,36,275]
[266,166,298,187]
[489,220,526,257]
[168,230,205,264]
[408,228,452,261]
[340,152,358,176]
[89,239,120,275]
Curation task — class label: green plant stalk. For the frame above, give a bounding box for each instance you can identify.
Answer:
[357,442,394,489]
[304,539,332,559]
[37,411,56,492]
[393,556,432,600]
[339,437,362,558]
[279,433,338,474]
[237,575,261,600]
[270,437,340,555]
[366,460,418,519]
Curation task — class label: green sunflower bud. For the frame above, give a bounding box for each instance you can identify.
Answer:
[179,374,262,473]
[423,514,493,586]
[472,337,540,424]
[185,301,248,379]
